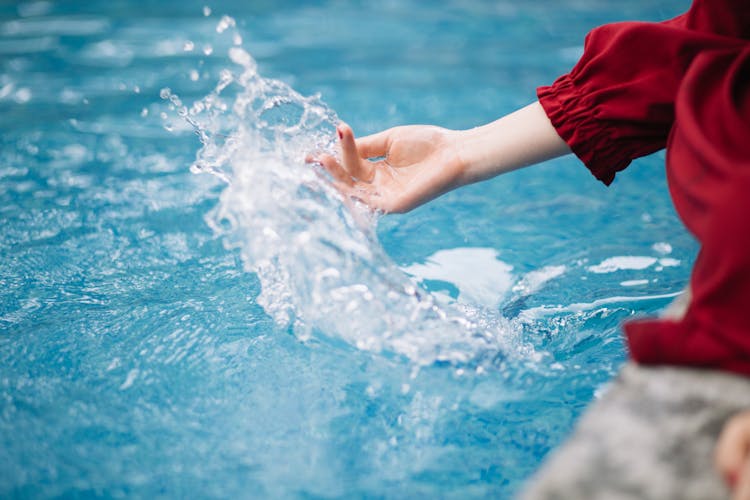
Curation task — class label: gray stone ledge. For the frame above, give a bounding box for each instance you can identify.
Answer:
[522,363,750,500]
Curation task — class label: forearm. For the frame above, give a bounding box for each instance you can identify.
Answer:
[455,101,571,185]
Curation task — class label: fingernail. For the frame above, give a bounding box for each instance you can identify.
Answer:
[337,128,343,140]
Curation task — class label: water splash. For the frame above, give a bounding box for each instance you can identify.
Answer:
[162,17,528,367]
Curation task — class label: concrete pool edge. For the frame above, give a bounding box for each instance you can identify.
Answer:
[521,362,750,499]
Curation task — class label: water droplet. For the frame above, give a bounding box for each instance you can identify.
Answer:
[189,69,200,81]
[216,15,236,34]
[652,242,672,255]
[202,5,211,16]
[216,69,233,91]
[133,85,140,94]
[140,107,148,117]
[233,33,243,45]
[228,47,253,68]
[202,44,213,56]
[0,83,14,99]
[14,87,31,103]
[119,369,138,390]
[189,101,205,114]
[183,40,194,52]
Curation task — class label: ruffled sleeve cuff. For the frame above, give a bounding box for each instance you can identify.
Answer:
[535,19,713,185]
[538,76,632,186]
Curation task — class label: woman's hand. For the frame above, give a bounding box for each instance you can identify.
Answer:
[311,101,570,213]
[314,123,466,213]
[715,410,750,499]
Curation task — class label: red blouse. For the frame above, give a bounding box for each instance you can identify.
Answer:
[537,0,750,375]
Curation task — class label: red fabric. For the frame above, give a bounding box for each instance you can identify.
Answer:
[537,0,750,375]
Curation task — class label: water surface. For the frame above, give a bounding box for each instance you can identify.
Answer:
[0,0,694,497]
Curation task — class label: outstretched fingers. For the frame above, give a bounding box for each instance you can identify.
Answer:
[337,122,373,182]
[309,152,385,210]
[316,153,354,186]
[355,129,391,160]
[306,122,399,212]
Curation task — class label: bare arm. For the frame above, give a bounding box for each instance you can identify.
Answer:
[312,101,571,213]
[455,101,571,185]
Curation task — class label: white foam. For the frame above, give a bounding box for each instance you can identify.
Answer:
[652,242,672,255]
[401,247,513,308]
[620,279,649,287]
[588,256,657,274]
[518,291,682,321]
[512,265,566,295]
[658,258,680,267]
[119,369,138,390]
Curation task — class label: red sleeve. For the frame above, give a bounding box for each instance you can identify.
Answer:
[624,46,750,376]
[537,0,750,185]
[538,0,750,376]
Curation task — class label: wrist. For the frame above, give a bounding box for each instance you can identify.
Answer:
[460,101,571,185]
[453,125,498,186]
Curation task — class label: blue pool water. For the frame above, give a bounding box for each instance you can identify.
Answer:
[1,0,694,497]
